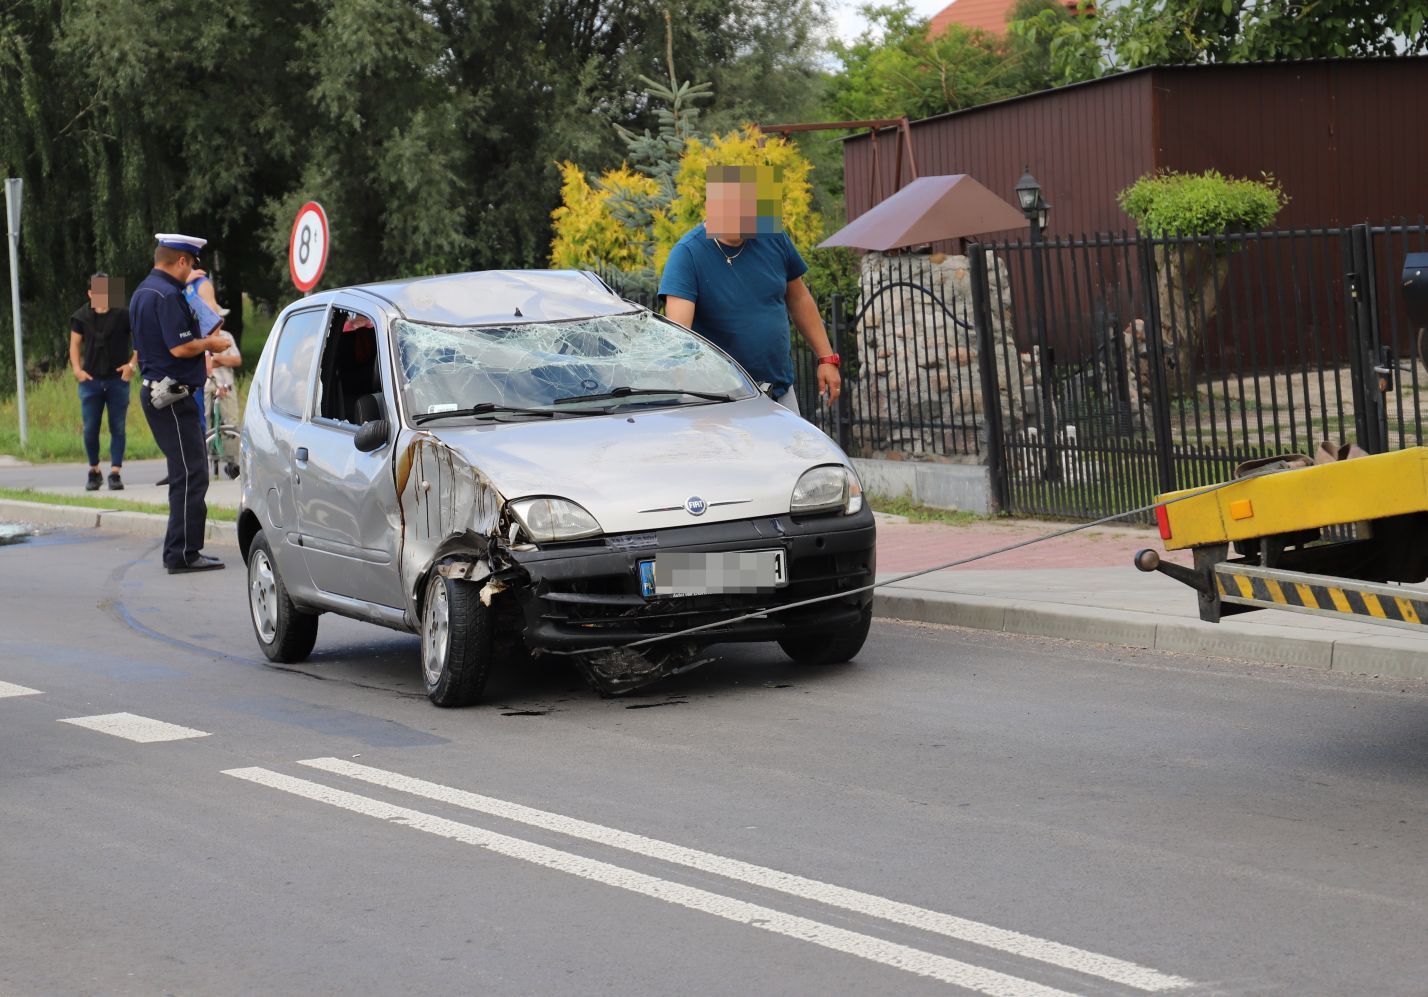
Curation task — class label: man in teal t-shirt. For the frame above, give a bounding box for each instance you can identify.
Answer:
[658,165,841,415]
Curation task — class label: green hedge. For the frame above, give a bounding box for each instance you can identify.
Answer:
[1118,170,1287,237]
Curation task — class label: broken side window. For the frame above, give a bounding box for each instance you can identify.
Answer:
[315,308,384,426]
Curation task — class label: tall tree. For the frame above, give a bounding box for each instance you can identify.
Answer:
[826,2,1060,121]
[0,0,833,385]
[1018,0,1428,85]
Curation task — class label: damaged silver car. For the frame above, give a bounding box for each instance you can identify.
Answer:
[238,270,875,704]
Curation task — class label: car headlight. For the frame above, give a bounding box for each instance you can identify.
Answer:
[790,465,863,516]
[506,497,603,542]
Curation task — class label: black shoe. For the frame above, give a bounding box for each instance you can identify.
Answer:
[108,472,124,490]
[167,554,225,574]
[155,475,171,487]
[224,461,240,480]
[85,469,102,491]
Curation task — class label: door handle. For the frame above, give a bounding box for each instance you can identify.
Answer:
[295,447,309,462]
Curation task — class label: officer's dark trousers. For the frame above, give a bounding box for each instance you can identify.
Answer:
[141,387,209,567]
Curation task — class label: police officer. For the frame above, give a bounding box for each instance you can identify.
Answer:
[131,234,232,573]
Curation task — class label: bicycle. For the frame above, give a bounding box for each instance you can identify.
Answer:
[204,377,242,480]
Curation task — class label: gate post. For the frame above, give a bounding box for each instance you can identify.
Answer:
[830,292,853,454]
[1345,224,1387,453]
[1137,234,1177,494]
[968,244,1009,513]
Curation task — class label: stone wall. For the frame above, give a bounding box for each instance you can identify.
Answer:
[848,250,1035,461]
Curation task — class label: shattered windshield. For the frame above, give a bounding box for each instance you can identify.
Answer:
[394,310,757,418]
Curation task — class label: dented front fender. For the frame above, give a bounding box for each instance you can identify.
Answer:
[395,432,508,620]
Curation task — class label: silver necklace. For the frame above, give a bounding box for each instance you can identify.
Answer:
[715,239,746,267]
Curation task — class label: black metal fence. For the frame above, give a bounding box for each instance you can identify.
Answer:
[588,221,1428,521]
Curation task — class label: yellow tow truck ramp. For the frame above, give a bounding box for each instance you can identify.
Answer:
[1134,447,1428,630]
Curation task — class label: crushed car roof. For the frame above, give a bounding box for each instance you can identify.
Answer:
[350,269,637,326]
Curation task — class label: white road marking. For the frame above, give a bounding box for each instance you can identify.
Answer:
[0,681,42,698]
[226,766,1076,997]
[58,712,211,743]
[301,756,1192,992]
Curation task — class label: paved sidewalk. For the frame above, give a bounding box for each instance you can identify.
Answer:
[0,457,241,508]
[5,458,1428,682]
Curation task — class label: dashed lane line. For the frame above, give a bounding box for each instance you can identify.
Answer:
[0,681,42,698]
[58,712,211,743]
[299,756,1191,993]
[225,766,1080,997]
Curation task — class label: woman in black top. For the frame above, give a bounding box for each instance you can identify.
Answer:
[69,273,137,490]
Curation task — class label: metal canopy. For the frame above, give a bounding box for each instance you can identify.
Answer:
[817,174,1026,251]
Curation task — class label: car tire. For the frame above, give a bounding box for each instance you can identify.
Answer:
[778,606,872,666]
[421,572,493,707]
[248,532,319,663]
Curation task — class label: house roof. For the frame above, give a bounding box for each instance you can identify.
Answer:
[929,0,1079,37]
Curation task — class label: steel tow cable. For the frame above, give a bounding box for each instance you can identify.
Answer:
[546,466,1285,657]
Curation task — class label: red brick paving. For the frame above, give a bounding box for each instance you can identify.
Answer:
[874,520,1187,573]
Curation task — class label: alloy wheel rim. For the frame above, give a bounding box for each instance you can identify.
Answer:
[422,580,450,688]
[250,550,278,643]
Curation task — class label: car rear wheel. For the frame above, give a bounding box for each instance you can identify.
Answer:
[248,533,319,663]
[778,606,871,666]
[421,572,493,707]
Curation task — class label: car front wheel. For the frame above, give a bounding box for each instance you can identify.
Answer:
[777,606,871,666]
[421,572,494,707]
[248,533,319,663]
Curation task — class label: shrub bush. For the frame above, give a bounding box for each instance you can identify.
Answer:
[1117,170,1287,237]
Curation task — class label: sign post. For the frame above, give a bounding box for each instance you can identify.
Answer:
[4,178,25,448]
[288,201,329,295]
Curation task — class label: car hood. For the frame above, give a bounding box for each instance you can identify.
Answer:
[421,397,851,534]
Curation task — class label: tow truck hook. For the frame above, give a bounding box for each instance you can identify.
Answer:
[1134,548,1210,595]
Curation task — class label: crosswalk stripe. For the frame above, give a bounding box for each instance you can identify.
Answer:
[299,757,1192,992]
[58,712,211,743]
[0,681,42,698]
[225,766,1081,997]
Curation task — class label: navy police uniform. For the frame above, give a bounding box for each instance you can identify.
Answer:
[131,235,214,571]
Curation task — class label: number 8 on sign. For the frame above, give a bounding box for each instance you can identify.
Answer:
[288,201,329,292]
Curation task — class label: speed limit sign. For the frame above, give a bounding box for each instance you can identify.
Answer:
[288,201,329,292]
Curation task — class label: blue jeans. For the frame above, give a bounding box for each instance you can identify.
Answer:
[78,377,131,468]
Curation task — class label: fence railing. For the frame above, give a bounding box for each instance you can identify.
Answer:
[586,220,1428,521]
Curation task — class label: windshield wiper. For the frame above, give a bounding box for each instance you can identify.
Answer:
[413,402,558,424]
[551,385,736,405]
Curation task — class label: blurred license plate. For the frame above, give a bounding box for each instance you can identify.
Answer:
[639,550,787,598]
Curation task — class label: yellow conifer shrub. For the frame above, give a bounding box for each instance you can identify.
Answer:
[548,161,658,271]
[654,127,823,274]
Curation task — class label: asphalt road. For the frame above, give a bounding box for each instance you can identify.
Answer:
[5,527,1428,996]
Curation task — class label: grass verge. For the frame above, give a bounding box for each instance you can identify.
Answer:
[0,486,238,522]
[866,492,983,526]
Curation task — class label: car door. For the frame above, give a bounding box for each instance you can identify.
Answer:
[256,305,328,593]
[290,302,406,609]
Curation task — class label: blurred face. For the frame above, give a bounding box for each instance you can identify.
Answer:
[704,164,786,243]
[705,180,758,242]
[88,276,110,312]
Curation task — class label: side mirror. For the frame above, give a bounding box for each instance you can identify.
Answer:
[354,419,390,453]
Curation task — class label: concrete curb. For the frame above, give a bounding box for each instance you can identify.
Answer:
[874,586,1428,683]
[0,498,238,544]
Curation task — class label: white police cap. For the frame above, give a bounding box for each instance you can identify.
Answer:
[154,233,207,255]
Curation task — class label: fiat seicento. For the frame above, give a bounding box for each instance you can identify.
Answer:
[238,270,875,704]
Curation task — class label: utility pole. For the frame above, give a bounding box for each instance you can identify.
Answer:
[4,178,25,449]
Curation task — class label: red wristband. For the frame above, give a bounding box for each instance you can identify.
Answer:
[817,353,841,367]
